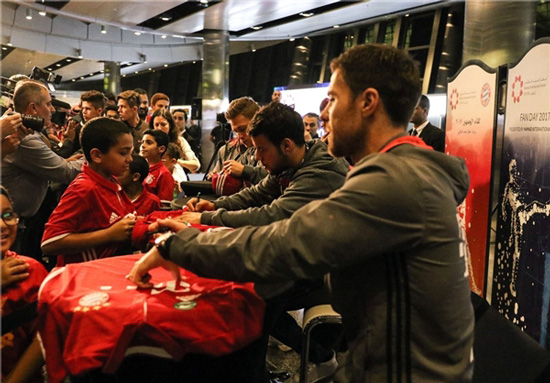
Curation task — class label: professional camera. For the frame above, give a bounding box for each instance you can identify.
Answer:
[8,113,45,131]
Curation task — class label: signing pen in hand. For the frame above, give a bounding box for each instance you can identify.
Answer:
[196,192,201,203]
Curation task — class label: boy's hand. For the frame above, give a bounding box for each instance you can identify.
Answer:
[109,216,137,242]
[186,198,215,212]
[223,160,244,177]
[149,218,189,234]
[1,257,30,288]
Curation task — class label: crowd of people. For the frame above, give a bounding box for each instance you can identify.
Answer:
[0,43,472,383]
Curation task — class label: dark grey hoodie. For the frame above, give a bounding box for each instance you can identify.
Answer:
[167,142,474,383]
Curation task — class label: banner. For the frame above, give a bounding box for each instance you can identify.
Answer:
[493,38,550,347]
[446,61,498,296]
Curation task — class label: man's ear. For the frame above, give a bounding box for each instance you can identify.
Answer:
[132,172,141,183]
[360,88,379,116]
[280,138,293,153]
[89,148,102,164]
[159,145,167,156]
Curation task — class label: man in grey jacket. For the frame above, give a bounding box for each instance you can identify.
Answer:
[181,101,349,229]
[129,44,474,383]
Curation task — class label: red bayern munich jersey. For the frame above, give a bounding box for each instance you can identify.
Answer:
[37,254,264,383]
[1,252,49,383]
[132,189,161,217]
[42,164,137,266]
[143,162,175,203]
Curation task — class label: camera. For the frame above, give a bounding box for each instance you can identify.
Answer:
[8,113,44,131]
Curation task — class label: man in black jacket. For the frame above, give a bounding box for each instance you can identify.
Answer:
[409,94,445,152]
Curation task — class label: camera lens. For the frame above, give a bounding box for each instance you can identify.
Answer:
[21,114,45,131]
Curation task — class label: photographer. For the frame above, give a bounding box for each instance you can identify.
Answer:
[1,80,82,263]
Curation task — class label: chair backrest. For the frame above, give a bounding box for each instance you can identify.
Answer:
[471,293,550,383]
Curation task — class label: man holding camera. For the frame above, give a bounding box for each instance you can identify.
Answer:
[1,80,82,262]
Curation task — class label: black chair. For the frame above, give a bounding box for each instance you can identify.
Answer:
[471,293,550,383]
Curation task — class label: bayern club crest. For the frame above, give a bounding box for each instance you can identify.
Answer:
[75,292,110,312]
[480,83,491,107]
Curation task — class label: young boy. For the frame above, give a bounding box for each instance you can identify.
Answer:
[118,154,161,216]
[41,117,137,266]
[140,129,174,204]
[163,142,188,199]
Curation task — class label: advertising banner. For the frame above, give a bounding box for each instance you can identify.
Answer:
[446,61,498,296]
[493,38,550,347]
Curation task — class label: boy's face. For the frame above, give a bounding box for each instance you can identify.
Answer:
[162,155,176,173]
[117,99,137,122]
[140,134,163,162]
[82,101,103,122]
[96,133,134,178]
[0,194,17,256]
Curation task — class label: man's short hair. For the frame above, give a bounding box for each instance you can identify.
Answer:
[104,104,119,115]
[225,97,260,121]
[117,90,140,108]
[80,117,131,162]
[151,93,170,106]
[172,109,188,121]
[134,88,148,96]
[330,44,421,126]
[165,142,182,160]
[142,129,169,157]
[81,90,105,110]
[418,94,430,111]
[104,92,116,103]
[249,102,305,147]
[303,112,319,121]
[12,80,48,113]
[129,154,149,183]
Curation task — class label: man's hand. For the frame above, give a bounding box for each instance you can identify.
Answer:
[174,212,201,224]
[186,197,215,212]
[126,246,181,288]
[0,110,22,139]
[223,160,245,177]
[63,120,78,141]
[1,257,30,288]
[1,134,20,158]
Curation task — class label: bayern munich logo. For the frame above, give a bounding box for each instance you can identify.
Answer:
[511,75,523,103]
[78,292,110,307]
[480,83,491,107]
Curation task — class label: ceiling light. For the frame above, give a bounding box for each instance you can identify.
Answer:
[289,38,295,42]
[164,64,168,67]
[161,35,167,39]
[66,58,71,62]
[101,25,107,34]
[72,79,76,82]
[299,12,314,17]
[26,8,33,20]
[80,76,85,79]
[39,10,47,16]
[134,31,141,36]
[200,0,209,4]
[135,71,139,74]
[251,26,263,30]
[333,25,340,28]
[1,47,7,51]
[7,42,12,46]
[160,16,171,21]
[123,74,126,77]
[172,35,185,39]
[76,49,83,59]
[56,63,61,67]
[47,67,52,70]
[148,68,152,71]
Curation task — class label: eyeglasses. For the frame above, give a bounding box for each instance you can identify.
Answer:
[1,211,19,226]
[304,122,317,128]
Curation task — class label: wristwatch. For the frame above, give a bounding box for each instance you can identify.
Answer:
[154,232,174,260]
